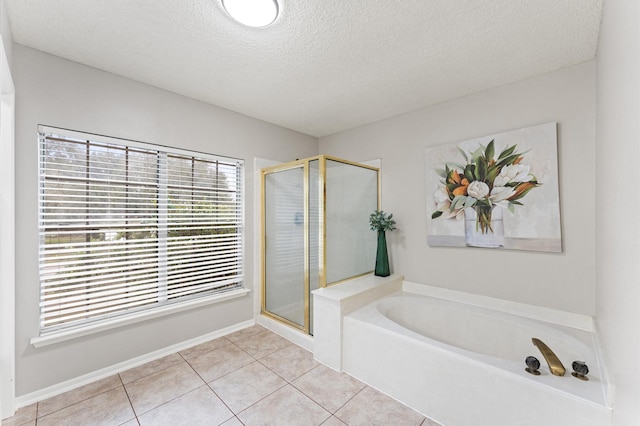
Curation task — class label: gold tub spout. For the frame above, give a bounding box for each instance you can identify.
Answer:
[532,338,566,376]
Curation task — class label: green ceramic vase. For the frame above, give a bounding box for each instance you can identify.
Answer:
[375,230,390,277]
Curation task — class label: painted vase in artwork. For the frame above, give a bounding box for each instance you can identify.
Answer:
[464,205,504,248]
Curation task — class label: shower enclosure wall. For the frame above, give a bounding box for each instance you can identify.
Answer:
[261,156,379,335]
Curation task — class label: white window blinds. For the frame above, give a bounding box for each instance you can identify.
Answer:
[38,127,244,334]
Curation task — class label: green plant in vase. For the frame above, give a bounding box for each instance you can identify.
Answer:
[369,210,397,277]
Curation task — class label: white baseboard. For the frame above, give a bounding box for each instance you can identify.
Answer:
[256,314,313,351]
[14,319,255,409]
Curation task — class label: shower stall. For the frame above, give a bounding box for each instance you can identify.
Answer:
[261,156,380,335]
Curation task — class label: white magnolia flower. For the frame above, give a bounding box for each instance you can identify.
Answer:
[489,185,515,207]
[494,164,532,187]
[434,187,449,207]
[433,187,457,219]
[467,181,490,200]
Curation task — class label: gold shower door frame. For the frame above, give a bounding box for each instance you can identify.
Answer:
[261,155,380,334]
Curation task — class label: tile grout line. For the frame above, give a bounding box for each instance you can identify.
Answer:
[243,335,363,419]
[120,354,185,386]
[210,340,288,415]
[34,376,125,421]
[202,331,318,421]
[255,351,320,384]
[183,341,268,423]
[123,352,208,420]
[330,383,368,420]
[21,328,317,426]
[119,379,138,425]
[226,380,290,419]
[181,356,238,420]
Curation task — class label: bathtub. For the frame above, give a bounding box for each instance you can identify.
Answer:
[342,290,612,426]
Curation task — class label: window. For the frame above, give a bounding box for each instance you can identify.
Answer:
[37,127,244,335]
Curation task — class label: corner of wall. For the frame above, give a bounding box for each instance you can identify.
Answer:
[0,0,13,68]
[595,0,640,424]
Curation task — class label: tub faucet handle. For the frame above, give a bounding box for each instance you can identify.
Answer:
[532,338,566,376]
[571,361,589,381]
[525,356,541,375]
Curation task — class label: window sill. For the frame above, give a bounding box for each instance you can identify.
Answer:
[30,288,251,348]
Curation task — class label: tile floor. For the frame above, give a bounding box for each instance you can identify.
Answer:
[2,325,441,426]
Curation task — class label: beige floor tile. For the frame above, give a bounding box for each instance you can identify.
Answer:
[237,385,331,426]
[37,386,135,426]
[179,337,231,360]
[224,325,266,343]
[187,343,254,382]
[293,365,365,413]
[335,386,425,426]
[421,417,443,426]
[1,403,37,426]
[119,353,184,384]
[37,374,122,417]
[321,416,348,426]
[137,385,233,426]
[125,361,205,416]
[233,329,291,359]
[259,344,319,382]
[2,422,34,426]
[220,417,243,426]
[121,419,140,426]
[210,361,286,413]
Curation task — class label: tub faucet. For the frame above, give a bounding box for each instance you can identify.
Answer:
[532,338,566,376]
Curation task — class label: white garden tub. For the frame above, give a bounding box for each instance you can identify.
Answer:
[342,290,612,426]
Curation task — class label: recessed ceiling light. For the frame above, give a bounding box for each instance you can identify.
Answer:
[222,0,279,27]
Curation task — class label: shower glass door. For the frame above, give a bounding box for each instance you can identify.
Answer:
[261,155,379,336]
[263,164,307,330]
[325,159,378,284]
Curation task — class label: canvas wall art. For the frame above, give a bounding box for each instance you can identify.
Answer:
[425,122,562,252]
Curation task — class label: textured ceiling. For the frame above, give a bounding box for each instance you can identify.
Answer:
[5,0,602,137]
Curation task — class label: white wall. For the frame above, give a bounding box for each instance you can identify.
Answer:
[320,61,597,316]
[0,0,11,66]
[0,0,14,418]
[595,0,640,424]
[12,45,318,396]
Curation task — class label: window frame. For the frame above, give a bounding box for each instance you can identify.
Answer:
[32,126,248,347]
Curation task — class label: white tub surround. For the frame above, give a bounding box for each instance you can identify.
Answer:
[311,273,403,371]
[342,284,612,426]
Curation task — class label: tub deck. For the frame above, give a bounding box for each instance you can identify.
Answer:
[312,275,612,426]
[342,289,612,426]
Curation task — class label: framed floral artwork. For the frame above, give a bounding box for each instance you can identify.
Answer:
[425,122,562,252]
